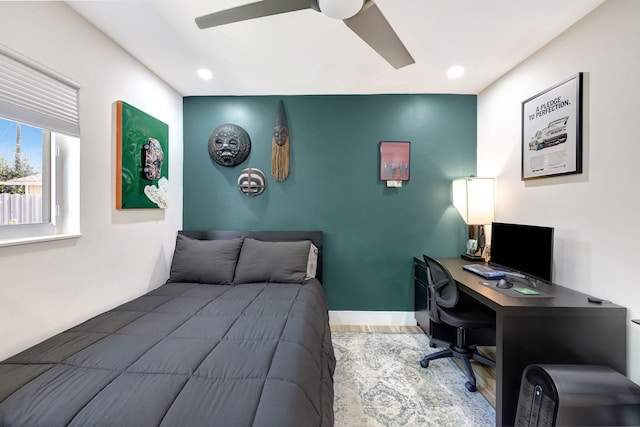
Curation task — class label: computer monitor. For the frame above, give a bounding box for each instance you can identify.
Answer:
[489,222,554,282]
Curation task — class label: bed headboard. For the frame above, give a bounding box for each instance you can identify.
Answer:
[178,230,324,282]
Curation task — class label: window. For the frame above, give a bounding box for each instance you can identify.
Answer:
[0,119,50,226]
[0,44,80,246]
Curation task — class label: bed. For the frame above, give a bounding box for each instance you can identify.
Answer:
[0,230,335,426]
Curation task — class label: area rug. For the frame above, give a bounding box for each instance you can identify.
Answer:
[332,332,496,427]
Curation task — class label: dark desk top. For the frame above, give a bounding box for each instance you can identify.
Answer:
[432,257,625,313]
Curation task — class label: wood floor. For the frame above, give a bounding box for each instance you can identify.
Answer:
[330,325,496,408]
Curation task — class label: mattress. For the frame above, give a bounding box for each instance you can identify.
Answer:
[0,279,335,426]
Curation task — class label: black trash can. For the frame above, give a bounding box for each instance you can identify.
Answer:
[515,364,640,426]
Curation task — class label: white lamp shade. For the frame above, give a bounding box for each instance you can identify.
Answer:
[453,177,495,225]
[319,0,364,19]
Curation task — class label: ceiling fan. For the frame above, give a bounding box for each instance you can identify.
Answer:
[195,0,415,69]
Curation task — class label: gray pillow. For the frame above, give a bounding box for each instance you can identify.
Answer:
[169,235,243,284]
[234,238,311,284]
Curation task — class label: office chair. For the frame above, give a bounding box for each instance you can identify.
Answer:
[420,255,496,392]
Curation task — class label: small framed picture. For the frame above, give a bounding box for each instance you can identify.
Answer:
[521,73,583,180]
[379,141,410,181]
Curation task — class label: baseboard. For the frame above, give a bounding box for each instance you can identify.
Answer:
[329,311,417,326]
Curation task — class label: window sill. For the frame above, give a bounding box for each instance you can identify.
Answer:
[0,233,81,248]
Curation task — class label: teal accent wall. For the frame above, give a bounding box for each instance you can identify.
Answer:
[183,94,476,311]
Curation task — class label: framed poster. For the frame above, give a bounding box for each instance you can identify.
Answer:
[521,73,583,180]
[379,141,410,181]
[116,101,169,209]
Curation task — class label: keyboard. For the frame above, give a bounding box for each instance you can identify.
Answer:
[463,264,506,279]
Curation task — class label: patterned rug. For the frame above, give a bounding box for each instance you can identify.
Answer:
[332,332,496,427]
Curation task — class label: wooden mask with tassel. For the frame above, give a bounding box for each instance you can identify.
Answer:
[271,100,289,181]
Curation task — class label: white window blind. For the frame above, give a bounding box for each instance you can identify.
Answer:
[0,44,79,137]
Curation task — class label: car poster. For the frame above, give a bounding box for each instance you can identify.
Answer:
[521,73,582,180]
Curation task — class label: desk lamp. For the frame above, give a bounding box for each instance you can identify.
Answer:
[453,177,495,262]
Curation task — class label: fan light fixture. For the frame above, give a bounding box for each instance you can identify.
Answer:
[319,0,364,19]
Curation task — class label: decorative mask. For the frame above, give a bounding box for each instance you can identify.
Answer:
[271,100,290,181]
[208,123,251,167]
[237,168,266,196]
[273,125,288,146]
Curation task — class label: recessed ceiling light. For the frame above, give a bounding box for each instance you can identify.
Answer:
[197,68,213,80]
[447,65,464,79]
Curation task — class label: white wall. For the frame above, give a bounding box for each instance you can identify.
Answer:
[478,0,640,383]
[0,2,183,361]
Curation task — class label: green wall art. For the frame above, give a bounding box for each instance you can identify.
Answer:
[116,100,169,209]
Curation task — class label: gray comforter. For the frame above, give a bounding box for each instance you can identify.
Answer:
[0,279,335,426]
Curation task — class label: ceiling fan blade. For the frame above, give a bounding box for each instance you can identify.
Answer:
[343,0,415,69]
[196,0,319,29]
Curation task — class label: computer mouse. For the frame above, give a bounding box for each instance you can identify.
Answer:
[496,278,513,289]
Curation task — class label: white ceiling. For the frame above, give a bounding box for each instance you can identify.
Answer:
[66,0,605,96]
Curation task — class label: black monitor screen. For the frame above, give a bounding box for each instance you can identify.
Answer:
[489,222,554,282]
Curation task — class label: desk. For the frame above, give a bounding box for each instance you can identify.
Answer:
[414,257,627,427]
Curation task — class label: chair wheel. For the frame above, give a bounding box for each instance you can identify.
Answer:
[465,381,476,392]
[420,359,429,368]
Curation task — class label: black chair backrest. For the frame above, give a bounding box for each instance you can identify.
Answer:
[423,255,459,322]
